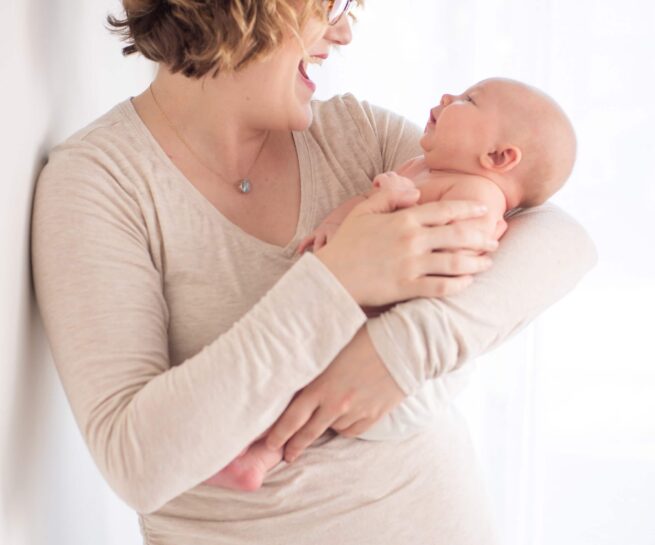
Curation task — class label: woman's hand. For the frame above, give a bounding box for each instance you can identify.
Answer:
[264,326,406,463]
[314,186,498,307]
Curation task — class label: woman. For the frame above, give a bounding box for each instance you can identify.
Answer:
[30,1,596,543]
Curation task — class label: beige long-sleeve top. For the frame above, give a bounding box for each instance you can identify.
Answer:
[31,93,597,545]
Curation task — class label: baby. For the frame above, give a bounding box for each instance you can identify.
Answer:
[298,77,577,256]
[203,77,577,492]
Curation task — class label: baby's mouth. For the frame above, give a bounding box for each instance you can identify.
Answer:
[424,111,436,133]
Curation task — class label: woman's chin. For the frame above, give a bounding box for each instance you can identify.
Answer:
[290,83,315,129]
[289,104,314,131]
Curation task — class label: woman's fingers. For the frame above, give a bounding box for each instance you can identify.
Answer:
[265,394,317,451]
[423,223,498,253]
[266,327,407,462]
[282,405,339,462]
[413,274,475,298]
[395,200,499,253]
[353,183,421,215]
[313,193,496,307]
[330,412,361,435]
[334,418,372,439]
[403,199,488,226]
[417,251,492,276]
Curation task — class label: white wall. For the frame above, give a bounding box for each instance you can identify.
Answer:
[2,1,653,544]
[1,1,151,543]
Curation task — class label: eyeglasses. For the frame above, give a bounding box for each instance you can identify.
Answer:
[325,0,354,25]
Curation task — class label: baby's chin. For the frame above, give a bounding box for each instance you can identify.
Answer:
[418,133,432,153]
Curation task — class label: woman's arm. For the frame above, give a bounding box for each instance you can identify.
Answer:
[366,203,598,395]
[31,139,490,514]
[265,204,597,460]
[30,145,368,514]
[353,96,597,392]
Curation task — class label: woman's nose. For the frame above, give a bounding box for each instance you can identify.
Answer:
[323,14,353,46]
[441,94,454,106]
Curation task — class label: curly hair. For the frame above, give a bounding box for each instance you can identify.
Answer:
[106,1,330,78]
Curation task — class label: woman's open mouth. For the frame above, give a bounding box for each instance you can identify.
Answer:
[298,55,325,92]
[298,61,314,91]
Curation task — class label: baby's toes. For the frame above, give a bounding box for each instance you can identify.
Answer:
[234,465,266,492]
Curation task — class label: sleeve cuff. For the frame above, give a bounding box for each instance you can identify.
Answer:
[292,250,368,335]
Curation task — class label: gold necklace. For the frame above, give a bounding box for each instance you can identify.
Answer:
[149,83,269,194]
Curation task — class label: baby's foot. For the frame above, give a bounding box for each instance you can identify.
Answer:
[203,439,283,492]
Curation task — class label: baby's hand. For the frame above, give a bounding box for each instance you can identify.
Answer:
[296,222,340,254]
[372,171,417,193]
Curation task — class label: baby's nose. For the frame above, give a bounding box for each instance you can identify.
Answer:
[441,94,454,106]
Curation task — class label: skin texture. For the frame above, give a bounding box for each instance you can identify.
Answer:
[130,7,501,492]
[299,78,576,258]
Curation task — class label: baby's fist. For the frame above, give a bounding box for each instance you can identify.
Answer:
[372,171,417,192]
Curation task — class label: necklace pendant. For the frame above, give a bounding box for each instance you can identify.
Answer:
[238,178,252,194]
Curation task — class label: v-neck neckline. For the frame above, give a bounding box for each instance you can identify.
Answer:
[121,98,317,259]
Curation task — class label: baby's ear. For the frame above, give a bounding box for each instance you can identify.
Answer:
[480,146,522,173]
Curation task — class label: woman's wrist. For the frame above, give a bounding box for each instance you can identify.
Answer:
[314,245,361,305]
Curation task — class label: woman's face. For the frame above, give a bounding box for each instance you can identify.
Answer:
[233,7,353,131]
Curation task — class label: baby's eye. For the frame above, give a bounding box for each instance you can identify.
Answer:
[466,95,475,104]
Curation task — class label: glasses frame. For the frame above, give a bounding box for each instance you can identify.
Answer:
[326,0,354,26]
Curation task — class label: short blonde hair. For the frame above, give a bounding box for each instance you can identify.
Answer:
[107,0,328,78]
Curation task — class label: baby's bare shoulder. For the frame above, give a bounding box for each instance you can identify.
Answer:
[413,171,476,202]
[446,174,504,197]
[440,174,507,218]
[414,171,504,213]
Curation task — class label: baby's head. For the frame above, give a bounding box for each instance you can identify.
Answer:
[419,77,576,208]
